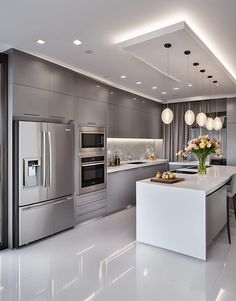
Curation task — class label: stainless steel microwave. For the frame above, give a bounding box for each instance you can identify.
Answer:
[79,126,105,152]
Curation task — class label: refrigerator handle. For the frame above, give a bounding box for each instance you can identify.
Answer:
[42,131,46,187]
[48,131,52,187]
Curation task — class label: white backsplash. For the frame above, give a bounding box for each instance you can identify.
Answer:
[107,139,163,162]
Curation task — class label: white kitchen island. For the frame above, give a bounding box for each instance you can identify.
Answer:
[136,166,236,260]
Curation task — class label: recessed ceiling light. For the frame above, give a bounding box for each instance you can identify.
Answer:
[110,92,114,95]
[73,39,82,46]
[187,84,193,87]
[85,50,94,54]
[136,81,142,85]
[120,75,127,79]
[35,39,46,45]
[173,87,179,90]
[152,86,158,90]
[96,85,100,88]
[161,92,167,95]
[133,97,137,100]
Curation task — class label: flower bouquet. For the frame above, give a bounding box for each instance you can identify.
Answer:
[176,135,223,175]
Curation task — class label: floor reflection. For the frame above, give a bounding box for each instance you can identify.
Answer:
[0,208,236,301]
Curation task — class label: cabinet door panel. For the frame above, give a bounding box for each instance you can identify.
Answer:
[118,107,139,138]
[50,92,74,120]
[77,77,108,102]
[227,123,236,165]
[50,66,74,96]
[13,52,49,89]
[108,104,119,137]
[227,98,236,123]
[77,97,107,126]
[13,84,49,117]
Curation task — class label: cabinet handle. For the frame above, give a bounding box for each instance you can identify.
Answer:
[88,122,96,125]
[50,115,64,119]
[24,113,39,117]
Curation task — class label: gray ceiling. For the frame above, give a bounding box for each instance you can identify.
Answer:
[1,0,236,103]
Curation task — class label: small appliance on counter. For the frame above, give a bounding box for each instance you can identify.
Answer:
[13,121,74,247]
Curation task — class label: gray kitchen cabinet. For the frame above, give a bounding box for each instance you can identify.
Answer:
[13,84,49,117]
[107,169,135,213]
[49,92,74,120]
[108,104,119,138]
[12,50,50,90]
[118,106,139,138]
[107,163,167,214]
[108,88,162,139]
[227,123,236,165]
[77,76,108,102]
[77,97,107,126]
[75,189,107,224]
[50,66,75,96]
[227,98,236,123]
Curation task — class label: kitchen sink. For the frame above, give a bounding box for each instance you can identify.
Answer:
[128,161,146,165]
[174,170,198,174]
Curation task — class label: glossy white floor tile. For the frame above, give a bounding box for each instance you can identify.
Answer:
[0,208,236,301]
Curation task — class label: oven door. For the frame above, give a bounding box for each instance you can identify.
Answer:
[80,162,106,194]
[80,127,105,152]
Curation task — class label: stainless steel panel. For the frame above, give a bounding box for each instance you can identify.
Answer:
[19,196,74,246]
[54,197,74,233]
[19,121,47,206]
[19,200,54,246]
[47,123,73,200]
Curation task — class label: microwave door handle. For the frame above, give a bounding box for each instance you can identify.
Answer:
[42,131,46,187]
[48,131,52,187]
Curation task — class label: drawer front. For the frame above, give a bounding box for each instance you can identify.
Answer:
[76,189,107,206]
[76,207,107,224]
[19,197,74,246]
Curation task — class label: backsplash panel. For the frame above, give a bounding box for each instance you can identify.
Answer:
[107,138,163,162]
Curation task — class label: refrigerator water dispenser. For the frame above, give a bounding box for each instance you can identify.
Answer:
[23,158,41,187]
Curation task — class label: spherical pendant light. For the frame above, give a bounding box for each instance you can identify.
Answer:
[184,109,195,125]
[161,107,173,124]
[213,117,223,130]
[205,117,214,131]
[196,112,207,127]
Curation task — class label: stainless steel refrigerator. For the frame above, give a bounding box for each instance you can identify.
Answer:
[13,121,74,247]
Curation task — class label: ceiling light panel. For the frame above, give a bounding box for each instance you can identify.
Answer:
[119,21,236,101]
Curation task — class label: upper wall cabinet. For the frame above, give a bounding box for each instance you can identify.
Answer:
[227,98,236,123]
[13,51,50,90]
[49,66,75,96]
[13,84,50,117]
[77,76,108,102]
[108,89,162,139]
[77,97,107,126]
[50,92,74,120]
[10,50,75,120]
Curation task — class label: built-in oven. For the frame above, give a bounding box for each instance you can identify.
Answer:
[79,126,105,153]
[79,153,106,194]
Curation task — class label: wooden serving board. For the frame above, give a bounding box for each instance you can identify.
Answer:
[150,177,185,184]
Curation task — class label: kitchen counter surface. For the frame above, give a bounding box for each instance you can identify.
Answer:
[169,160,210,166]
[107,159,168,174]
[138,165,236,195]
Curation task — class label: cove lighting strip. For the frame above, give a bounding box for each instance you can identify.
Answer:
[114,17,236,82]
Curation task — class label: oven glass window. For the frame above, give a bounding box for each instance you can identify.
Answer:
[81,163,105,187]
[81,133,104,149]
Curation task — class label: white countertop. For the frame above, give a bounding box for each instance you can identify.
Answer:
[169,160,209,166]
[107,159,168,174]
[138,165,236,195]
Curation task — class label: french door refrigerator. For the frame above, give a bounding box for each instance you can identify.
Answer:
[13,121,74,247]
